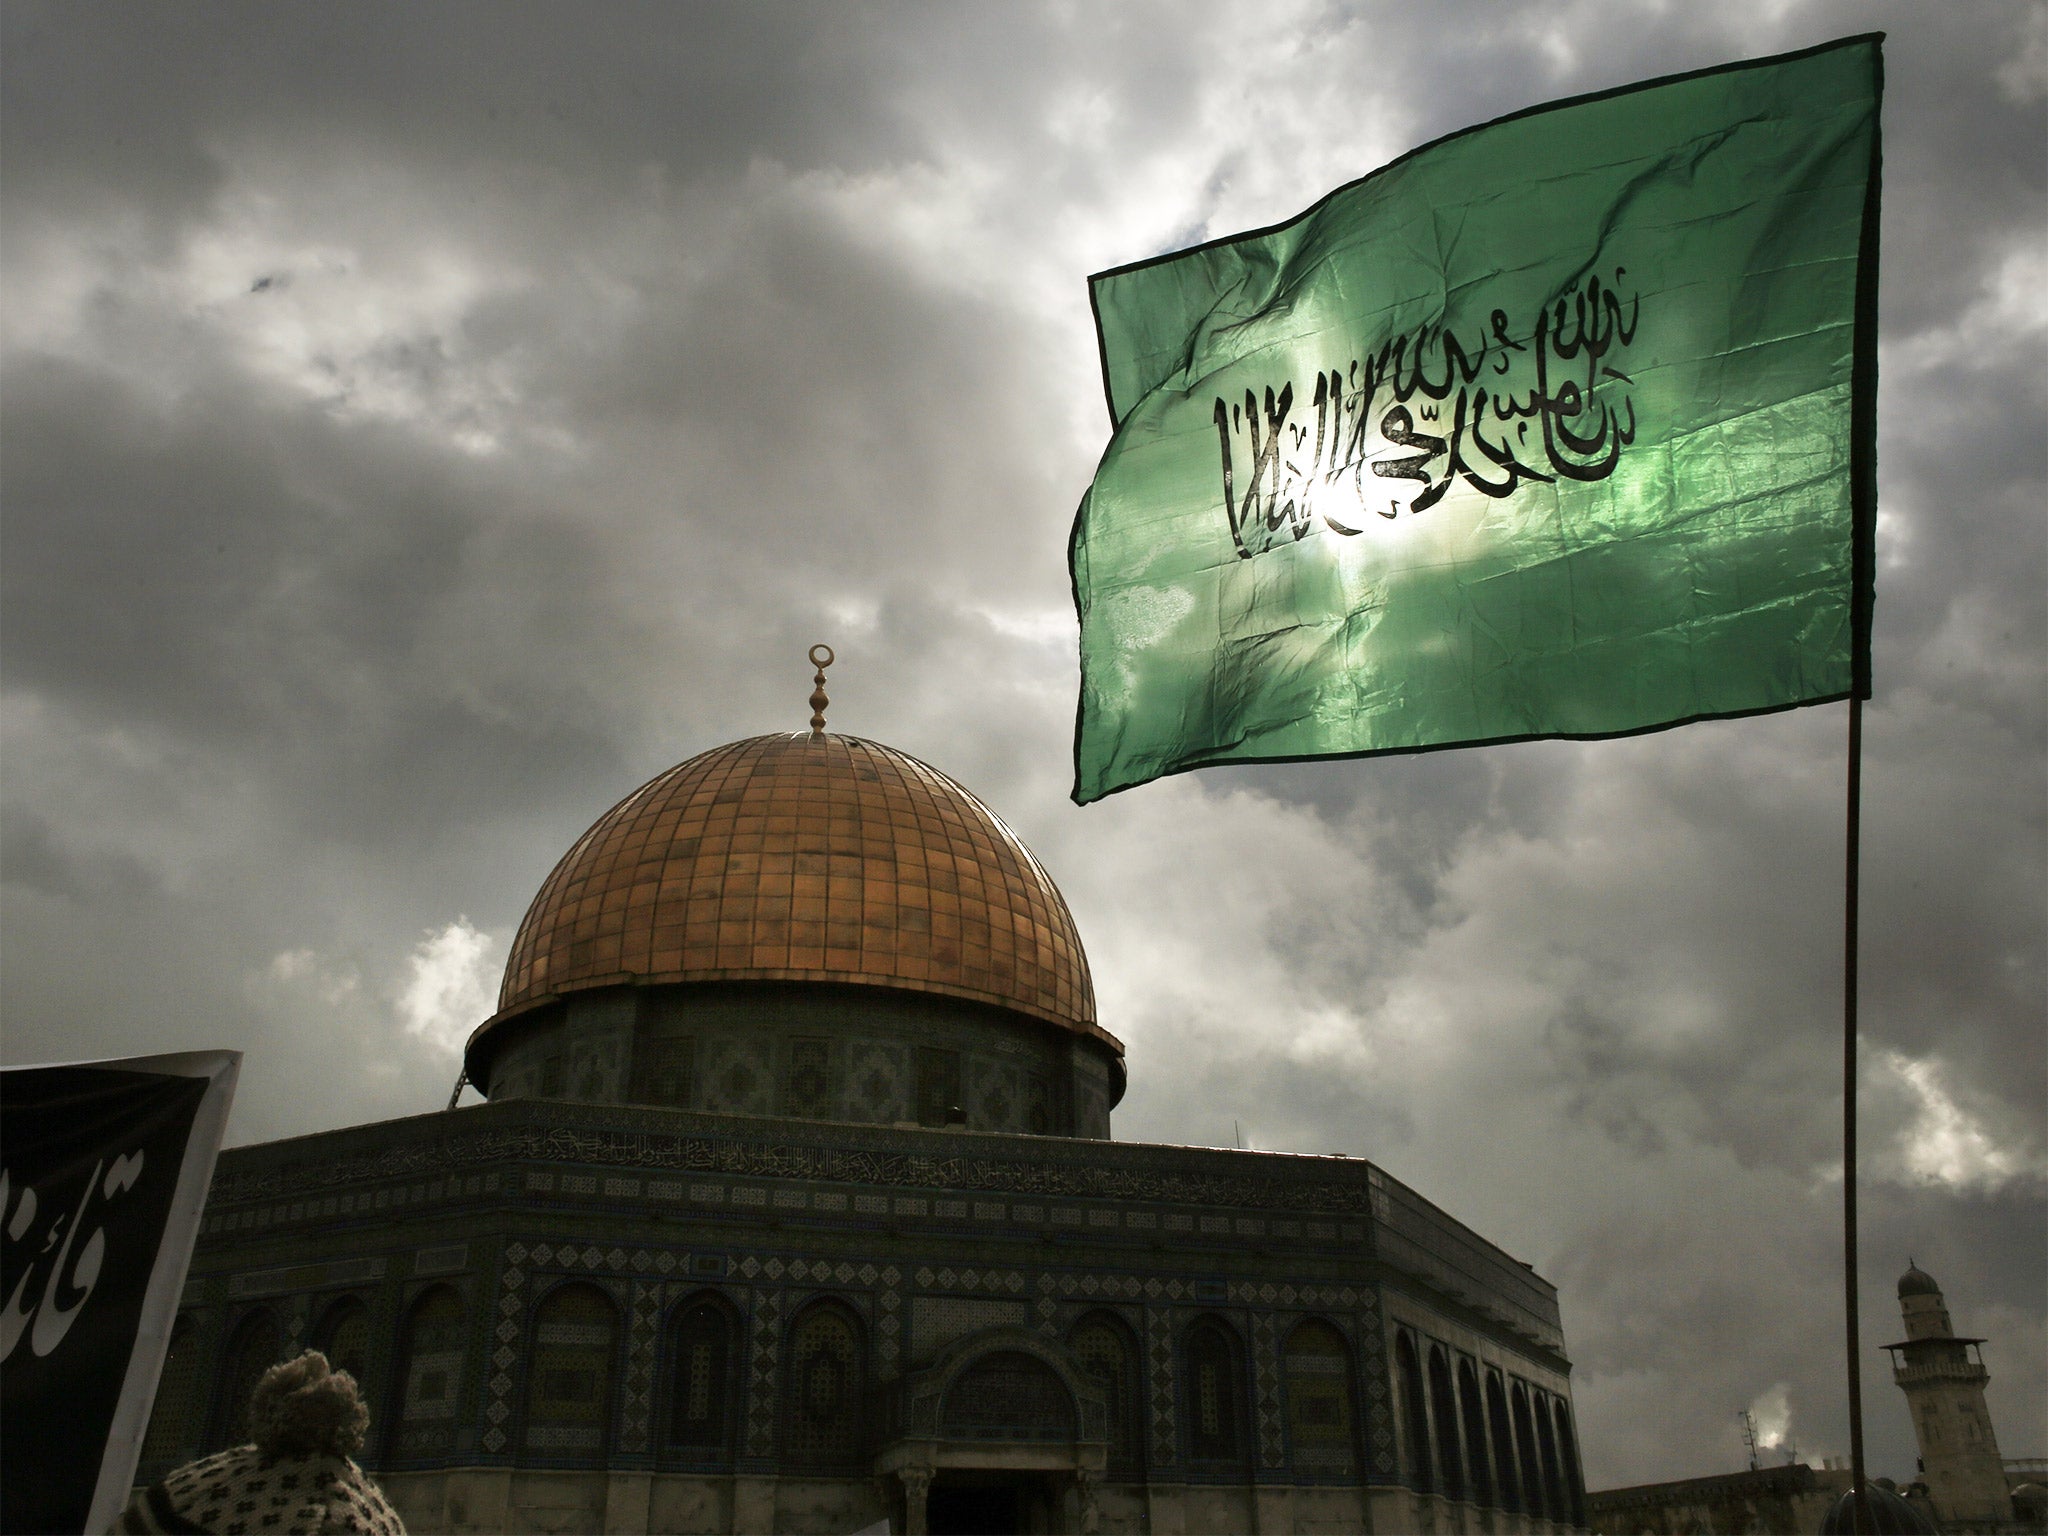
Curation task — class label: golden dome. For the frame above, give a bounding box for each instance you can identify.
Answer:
[483,731,1103,1042]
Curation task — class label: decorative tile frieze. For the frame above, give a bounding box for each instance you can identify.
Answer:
[1252,1312,1286,1469]
[483,1256,526,1456]
[227,1256,385,1298]
[744,1288,781,1457]
[203,1106,1403,1226]
[1359,1295,1395,1476]
[619,1280,662,1452]
[1147,1307,1178,1467]
[414,1244,468,1276]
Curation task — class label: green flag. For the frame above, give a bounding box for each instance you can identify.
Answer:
[1070,35,1881,804]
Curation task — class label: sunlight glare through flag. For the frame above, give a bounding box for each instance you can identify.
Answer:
[1070,35,1882,804]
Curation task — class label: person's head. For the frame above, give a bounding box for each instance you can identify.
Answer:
[246,1350,369,1459]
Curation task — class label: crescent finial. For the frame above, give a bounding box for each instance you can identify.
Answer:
[808,644,834,734]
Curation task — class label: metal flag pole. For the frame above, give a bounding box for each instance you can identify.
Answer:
[1843,693,1872,1532]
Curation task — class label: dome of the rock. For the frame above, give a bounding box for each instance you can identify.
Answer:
[463,730,1120,1134]
[489,730,1095,1031]
[148,691,1588,1536]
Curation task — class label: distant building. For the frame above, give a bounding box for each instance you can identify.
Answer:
[1886,1263,2021,1532]
[135,718,1589,1533]
[1587,1262,2036,1535]
[1585,1461,1852,1535]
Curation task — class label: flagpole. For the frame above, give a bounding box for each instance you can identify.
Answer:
[1843,693,1872,1531]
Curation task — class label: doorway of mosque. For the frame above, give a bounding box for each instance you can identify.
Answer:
[926,1469,1057,1534]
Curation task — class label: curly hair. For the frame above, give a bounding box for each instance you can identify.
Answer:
[247,1350,370,1459]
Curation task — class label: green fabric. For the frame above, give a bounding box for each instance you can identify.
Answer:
[1071,36,1881,803]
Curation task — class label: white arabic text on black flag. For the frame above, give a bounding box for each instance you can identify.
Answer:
[1,1051,238,1535]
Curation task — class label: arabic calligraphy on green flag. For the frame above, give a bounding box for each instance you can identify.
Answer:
[1070,35,1881,804]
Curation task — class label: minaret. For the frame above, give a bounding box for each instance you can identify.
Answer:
[1885,1262,2013,1530]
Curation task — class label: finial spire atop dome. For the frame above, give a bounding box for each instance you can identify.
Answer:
[808,644,834,734]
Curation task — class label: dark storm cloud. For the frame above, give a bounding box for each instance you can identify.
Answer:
[0,1,911,219]
[3,0,2041,1491]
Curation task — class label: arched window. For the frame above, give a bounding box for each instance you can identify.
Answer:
[1534,1389,1566,1523]
[141,1317,200,1468]
[1486,1370,1519,1513]
[1428,1344,1465,1500]
[213,1308,280,1449]
[523,1283,619,1461]
[1510,1381,1544,1517]
[942,1351,1075,1440]
[1069,1312,1142,1477]
[1553,1398,1586,1528]
[390,1285,467,1462]
[1282,1320,1356,1477]
[314,1297,371,1395]
[1185,1318,1247,1466]
[664,1294,738,1461]
[1395,1332,1433,1494]
[1457,1359,1492,1507]
[783,1301,865,1466]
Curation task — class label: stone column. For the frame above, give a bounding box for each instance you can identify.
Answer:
[898,1467,932,1536]
[1075,1468,1101,1534]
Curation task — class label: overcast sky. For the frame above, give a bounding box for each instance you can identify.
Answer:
[4,0,2042,1492]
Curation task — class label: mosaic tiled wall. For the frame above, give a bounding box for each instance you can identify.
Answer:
[408,1228,1405,1486]
[183,1094,1571,1502]
[486,985,1092,1136]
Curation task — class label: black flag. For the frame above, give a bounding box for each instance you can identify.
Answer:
[1,1052,238,1534]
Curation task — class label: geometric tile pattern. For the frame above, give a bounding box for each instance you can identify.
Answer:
[1358,1293,1395,1476]
[202,1103,1572,1368]
[914,1265,1030,1294]
[372,1216,1494,1496]
[744,1288,781,1458]
[1252,1311,1286,1470]
[911,1297,1027,1363]
[1146,1307,1178,1467]
[482,1254,527,1455]
[876,1282,902,1378]
[619,1280,662,1453]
